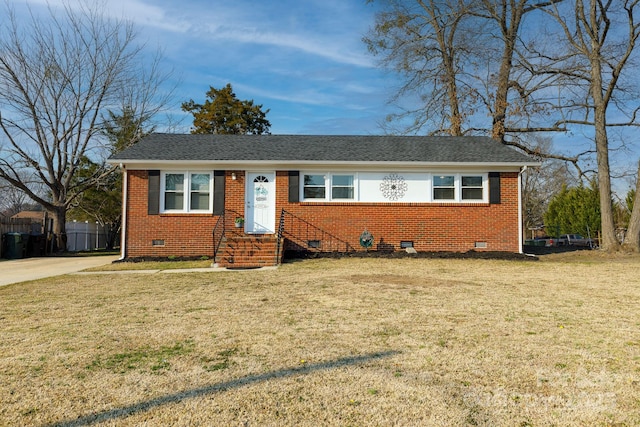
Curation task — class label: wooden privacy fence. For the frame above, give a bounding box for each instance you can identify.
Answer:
[0,217,35,235]
[0,217,44,258]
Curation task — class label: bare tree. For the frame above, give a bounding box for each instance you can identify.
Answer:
[364,0,478,136]
[472,0,568,141]
[0,1,173,249]
[366,0,640,252]
[364,0,576,161]
[533,0,640,251]
[0,176,40,217]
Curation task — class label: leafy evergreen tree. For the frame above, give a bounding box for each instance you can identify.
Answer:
[182,84,271,135]
[103,107,154,154]
[627,189,635,215]
[544,181,601,237]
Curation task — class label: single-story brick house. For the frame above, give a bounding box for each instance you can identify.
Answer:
[108,134,539,267]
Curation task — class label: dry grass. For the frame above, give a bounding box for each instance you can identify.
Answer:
[1,254,639,426]
[85,259,213,271]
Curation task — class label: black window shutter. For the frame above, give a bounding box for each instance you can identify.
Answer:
[489,172,501,204]
[213,170,226,215]
[148,170,160,215]
[288,171,300,202]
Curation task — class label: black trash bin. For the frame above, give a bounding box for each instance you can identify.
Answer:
[3,232,27,259]
[27,234,46,257]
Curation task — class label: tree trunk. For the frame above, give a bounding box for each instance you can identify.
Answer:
[440,37,462,136]
[589,21,620,252]
[444,61,462,136]
[426,0,463,136]
[622,159,640,251]
[593,144,618,251]
[105,221,121,251]
[492,50,512,141]
[50,206,68,252]
[489,1,523,142]
[592,103,619,251]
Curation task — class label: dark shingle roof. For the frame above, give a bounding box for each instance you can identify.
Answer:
[109,133,537,165]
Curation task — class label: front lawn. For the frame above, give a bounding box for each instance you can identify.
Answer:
[1,255,638,426]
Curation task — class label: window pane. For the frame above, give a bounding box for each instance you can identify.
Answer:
[165,174,184,191]
[304,174,325,186]
[333,175,353,186]
[462,188,483,200]
[191,173,210,191]
[462,176,482,187]
[190,192,210,210]
[434,188,455,200]
[331,175,354,200]
[304,187,326,199]
[165,192,184,210]
[433,175,454,187]
[332,187,354,199]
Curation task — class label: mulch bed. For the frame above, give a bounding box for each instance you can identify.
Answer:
[284,249,538,261]
[116,250,540,264]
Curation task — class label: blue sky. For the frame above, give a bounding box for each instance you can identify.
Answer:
[14,0,640,193]
[23,0,400,135]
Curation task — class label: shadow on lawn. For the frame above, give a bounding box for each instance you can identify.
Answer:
[46,350,400,427]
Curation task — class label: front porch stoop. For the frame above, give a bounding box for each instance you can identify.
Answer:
[216,235,281,268]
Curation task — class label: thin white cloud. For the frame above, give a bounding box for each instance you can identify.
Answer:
[203,25,373,68]
[103,0,191,32]
[19,0,394,136]
[189,78,342,108]
[236,83,343,107]
[20,0,191,32]
[23,0,374,67]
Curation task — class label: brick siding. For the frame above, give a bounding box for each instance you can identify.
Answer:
[125,170,217,258]
[123,169,521,258]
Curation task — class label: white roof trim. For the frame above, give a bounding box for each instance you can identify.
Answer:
[108,159,541,169]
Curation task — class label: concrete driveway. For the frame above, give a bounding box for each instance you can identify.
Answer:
[0,255,120,287]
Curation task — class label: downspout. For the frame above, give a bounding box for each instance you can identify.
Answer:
[119,164,128,260]
[518,166,528,254]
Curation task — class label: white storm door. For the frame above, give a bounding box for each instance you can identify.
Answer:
[245,172,276,234]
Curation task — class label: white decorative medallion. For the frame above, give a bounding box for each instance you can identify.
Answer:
[379,173,407,201]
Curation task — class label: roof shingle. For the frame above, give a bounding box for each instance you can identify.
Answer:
[108,133,537,165]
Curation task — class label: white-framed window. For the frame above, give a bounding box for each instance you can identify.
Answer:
[431,173,489,203]
[164,172,185,210]
[432,173,487,202]
[433,175,456,201]
[302,173,356,201]
[299,171,487,203]
[461,175,484,201]
[303,174,326,199]
[331,175,355,200]
[161,171,213,213]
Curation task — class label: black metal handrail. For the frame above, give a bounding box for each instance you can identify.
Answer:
[212,211,225,264]
[276,209,287,265]
[277,209,355,256]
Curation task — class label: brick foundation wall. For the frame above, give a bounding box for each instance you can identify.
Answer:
[123,169,521,258]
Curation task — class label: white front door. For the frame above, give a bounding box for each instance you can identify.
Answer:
[245,172,276,234]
